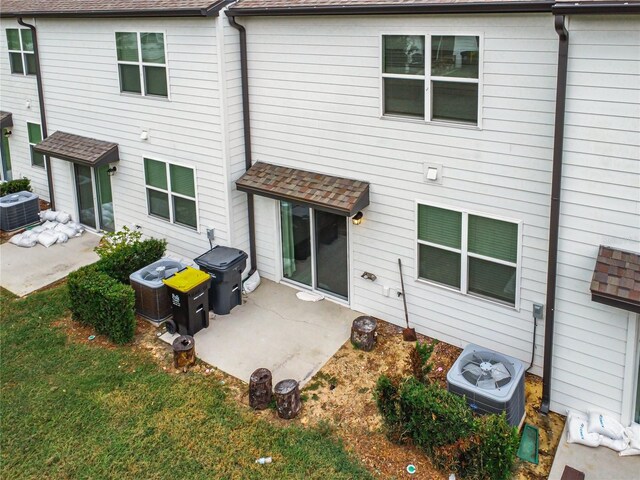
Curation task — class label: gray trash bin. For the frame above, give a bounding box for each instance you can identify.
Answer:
[194,246,248,315]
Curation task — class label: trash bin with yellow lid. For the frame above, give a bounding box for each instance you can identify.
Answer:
[163,267,211,336]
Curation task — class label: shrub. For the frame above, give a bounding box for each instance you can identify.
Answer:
[462,414,520,480]
[94,228,166,284]
[398,377,474,454]
[68,264,136,344]
[0,178,32,196]
[407,340,437,384]
[374,375,402,440]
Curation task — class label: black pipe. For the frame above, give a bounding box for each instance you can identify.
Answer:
[227,13,257,277]
[18,17,55,210]
[540,14,569,415]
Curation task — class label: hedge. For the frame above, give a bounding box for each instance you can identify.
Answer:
[0,178,32,197]
[95,237,166,284]
[67,265,136,344]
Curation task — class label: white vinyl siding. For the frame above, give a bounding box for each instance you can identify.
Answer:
[243,13,555,374]
[550,15,640,423]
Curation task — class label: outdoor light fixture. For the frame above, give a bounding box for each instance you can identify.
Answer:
[107,166,117,176]
[140,130,149,141]
[352,211,364,225]
[3,130,11,137]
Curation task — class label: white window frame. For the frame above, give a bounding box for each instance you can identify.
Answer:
[26,121,45,169]
[6,28,35,76]
[414,201,522,309]
[380,33,483,129]
[115,31,170,99]
[143,157,199,231]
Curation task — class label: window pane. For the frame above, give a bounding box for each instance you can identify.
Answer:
[419,244,461,289]
[25,53,37,75]
[31,147,45,168]
[468,215,518,263]
[119,64,141,93]
[432,35,479,79]
[116,32,139,62]
[144,66,168,97]
[144,158,167,189]
[9,52,24,74]
[20,29,34,52]
[169,164,195,197]
[141,33,165,64]
[173,196,197,228]
[148,189,170,220]
[468,257,516,305]
[384,78,424,118]
[418,204,462,249]
[432,81,478,124]
[6,29,20,50]
[383,35,424,75]
[27,123,42,143]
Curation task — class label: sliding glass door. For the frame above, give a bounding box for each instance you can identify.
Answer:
[280,201,348,301]
[73,164,115,232]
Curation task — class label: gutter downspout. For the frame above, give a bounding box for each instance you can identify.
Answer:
[540,14,569,414]
[226,14,257,276]
[17,17,55,210]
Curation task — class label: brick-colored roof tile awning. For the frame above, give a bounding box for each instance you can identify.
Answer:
[1,0,229,17]
[33,131,119,167]
[236,162,369,216]
[0,111,13,130]
[590,245,640,313]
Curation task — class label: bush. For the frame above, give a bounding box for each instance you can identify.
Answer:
[462,414,520,480]
[374,375,402,440]
[407,340,437,384]
[0,178,32,196]
[94,228,167,284]
[67,265,136,344]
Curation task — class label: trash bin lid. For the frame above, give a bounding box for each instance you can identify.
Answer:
[194,246,248,271]
[162,267,210,293]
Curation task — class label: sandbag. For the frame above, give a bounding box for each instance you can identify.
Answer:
[588,410,625,440]
[9,233,37,248]
[42,220,58,230]
[55,231,69,243]
[40,209,58,221]
[22,230,40,241]
[55,211,71,224]
[66,221,84,235]
[37,230,58,248]
[243,270,261,294]
[55,223,78,238]
[30,225,45,234]
[600,435,628,452]
[625,423,640,449]
[619,446,640,456]
[566,410,601,447]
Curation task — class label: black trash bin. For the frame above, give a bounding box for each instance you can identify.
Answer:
[162,267,211,336]
[194,246,248,315]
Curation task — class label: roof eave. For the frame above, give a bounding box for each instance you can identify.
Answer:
[552,3,640,15]
[591,293,640,314]
[227,1,554,16]
[4,1,233,19]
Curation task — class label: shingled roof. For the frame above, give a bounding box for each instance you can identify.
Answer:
[33,131,119,167]
[590,246,640,313]
[0,0,231,18]
[236,162,369,216]
[229,0,554,14]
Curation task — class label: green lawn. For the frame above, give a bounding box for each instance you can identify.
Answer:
[0,286,372,479]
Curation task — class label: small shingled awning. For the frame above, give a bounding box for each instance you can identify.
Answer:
[236,162,369,217]
[0,111,13,130]
[33,131,119,167]
[590,245,640,313]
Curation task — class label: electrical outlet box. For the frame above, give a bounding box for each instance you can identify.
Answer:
[533,303,544,320]
[206,227,215,241]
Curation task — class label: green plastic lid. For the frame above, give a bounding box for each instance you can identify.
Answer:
[162,267,210,293]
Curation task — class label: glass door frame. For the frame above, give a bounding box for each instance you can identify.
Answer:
[72,163,115,232]
[278,201,351,305]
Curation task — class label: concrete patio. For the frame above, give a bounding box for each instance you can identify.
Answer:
[0,232,101,296]
[548,421,640,479]
[161,279,362,386]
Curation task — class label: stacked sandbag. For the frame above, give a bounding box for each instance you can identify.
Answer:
[9,210,84,248]
[566,409,637,455]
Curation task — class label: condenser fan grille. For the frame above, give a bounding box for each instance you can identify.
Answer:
[460,353,513,389]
